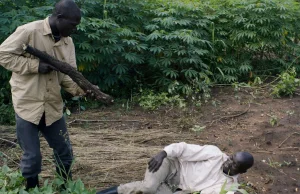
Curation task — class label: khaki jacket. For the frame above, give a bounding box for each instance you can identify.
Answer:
[0,17,84,126]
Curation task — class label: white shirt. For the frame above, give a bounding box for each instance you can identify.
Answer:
[164,142,238,194]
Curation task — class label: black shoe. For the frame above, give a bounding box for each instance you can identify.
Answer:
[26,176,39,191]
[96,186,118,194]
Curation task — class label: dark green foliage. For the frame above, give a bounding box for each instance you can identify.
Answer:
[144,1,212,95]
[1,0,300,123]
[73,0,148,96]
[0,85,15,125]
[205,0,300,83]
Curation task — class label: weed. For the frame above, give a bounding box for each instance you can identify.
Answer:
[286,110,295,122]
[190,125,206,135]
[64,96,86,116]
[0,165,95,194]
[178,118,194,131]
[272,67,300,98]
[219,180,249,194]
[138,90,186,111]
[252,77,263,86]
[263,158,282,168]
[269,114,278,127]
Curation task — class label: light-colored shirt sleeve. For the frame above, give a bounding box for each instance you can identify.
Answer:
[163,142,223,162]
[60,40,85,96]
[61,75,85,96]
[0,27,39,74]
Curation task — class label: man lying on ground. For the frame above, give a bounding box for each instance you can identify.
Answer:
[96,142,254,194]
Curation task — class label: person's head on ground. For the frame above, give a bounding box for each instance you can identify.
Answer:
[49,0,81,37]
[222,151,254,176]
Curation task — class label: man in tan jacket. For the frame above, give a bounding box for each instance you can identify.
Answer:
[97,142,254,194]
[0,0,84,190]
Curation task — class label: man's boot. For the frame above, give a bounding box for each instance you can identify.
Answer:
[96,186,118,194]
[26,176,39,191]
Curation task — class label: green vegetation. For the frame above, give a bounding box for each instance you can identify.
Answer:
[138,90,186,110]
[271,67,300,97]
[0,165,95,194]
[0,0,300,123]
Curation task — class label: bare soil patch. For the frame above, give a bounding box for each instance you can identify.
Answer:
[1,87,300,193]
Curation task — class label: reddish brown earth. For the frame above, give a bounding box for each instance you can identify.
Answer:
[1,87,300,193]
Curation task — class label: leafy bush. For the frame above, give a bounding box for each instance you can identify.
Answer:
[0,165,95,194]
[138,90,186,110]
[0,87,15,125]
[0,165,25,193]
[1,0,300,116]
[143,1,212,95]
[271,67,300,97]
[206,0,300,83]
[0,104,15,125]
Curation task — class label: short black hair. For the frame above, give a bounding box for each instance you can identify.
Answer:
[53,0,81,20]
[236,152,254,172]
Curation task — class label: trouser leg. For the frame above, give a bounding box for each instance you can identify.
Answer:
[16,114,41,179]
[40,115,73,181]
[118,158,176,194]
[16,114,41,190]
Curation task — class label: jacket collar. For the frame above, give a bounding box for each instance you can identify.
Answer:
[43,17,69,45]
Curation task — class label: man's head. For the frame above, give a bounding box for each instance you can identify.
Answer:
[51,0,81,37]
[222,152,254,176]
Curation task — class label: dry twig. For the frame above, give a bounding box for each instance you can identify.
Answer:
[0,137,17,146]
[0,151,19,165]
[278,147,299,151]
[67,119,141,125]
[253,150,274,154]
[278,132,300,148]
[209,104,251,126]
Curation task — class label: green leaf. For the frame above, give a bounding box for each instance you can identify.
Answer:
[163,68,178,79]
[66,109,71,116]
[72,96,80,101]
[113,64,128,75]
[149,46,164,54]
[183,68,198,78]
[145,30,161,41]
[122,39,138,46]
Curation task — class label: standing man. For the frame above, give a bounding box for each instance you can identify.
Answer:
[97,142,254,194]
[0,0,84,190]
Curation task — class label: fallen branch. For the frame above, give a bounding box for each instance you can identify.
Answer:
[0,151,19,165]
[67,119,141,125]
[23,44,114,105]
[278,132,300,148]
[278,147,299,151]
[209,104,251,126]
[0,137,17,146]
[253,150,274,154]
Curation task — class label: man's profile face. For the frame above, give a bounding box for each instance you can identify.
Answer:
[222,154,241,176]
[57,15,81,37]
[222,152,254,176]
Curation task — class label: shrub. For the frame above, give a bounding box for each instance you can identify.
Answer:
[138,90,186,110]
[1,0,300,112]
[271,67,300,97]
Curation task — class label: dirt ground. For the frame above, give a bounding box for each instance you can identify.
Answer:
[1,87,300,194]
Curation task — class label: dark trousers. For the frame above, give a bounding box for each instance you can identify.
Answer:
[16,113,73,178]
